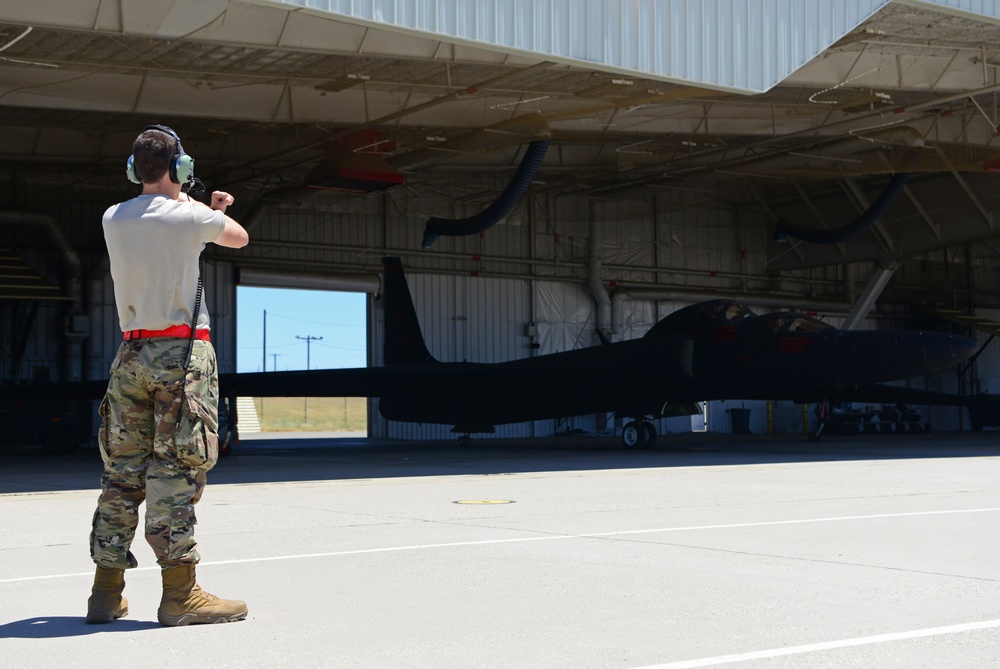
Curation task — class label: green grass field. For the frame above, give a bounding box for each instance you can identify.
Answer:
[252,397,368,432]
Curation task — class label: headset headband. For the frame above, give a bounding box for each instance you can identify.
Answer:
[143,124,183,151]
[126,124,195,185]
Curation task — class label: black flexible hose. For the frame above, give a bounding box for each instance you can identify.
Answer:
[773,172,911,244]
[421,140,549,248]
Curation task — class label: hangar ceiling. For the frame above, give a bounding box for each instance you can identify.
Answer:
[2,0,1000,275]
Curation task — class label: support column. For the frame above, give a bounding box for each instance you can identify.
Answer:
[588,200,611,341]
[842,263,898,330]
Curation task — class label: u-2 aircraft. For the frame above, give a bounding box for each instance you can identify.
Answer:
[225,257,979,448]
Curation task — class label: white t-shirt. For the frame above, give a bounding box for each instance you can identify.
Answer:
[103,194,225,332]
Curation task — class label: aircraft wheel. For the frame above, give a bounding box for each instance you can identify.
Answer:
[622,421,647,449]
[456,435,473,447]
[641,421,657,449]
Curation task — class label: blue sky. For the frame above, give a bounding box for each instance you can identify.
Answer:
[236,287,367,373]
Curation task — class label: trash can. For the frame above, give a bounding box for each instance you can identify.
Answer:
[729,408,751,434]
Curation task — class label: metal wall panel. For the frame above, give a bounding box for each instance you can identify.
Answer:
[85,262,119,383]
[911,0,1000,22]
[252,0,890,92]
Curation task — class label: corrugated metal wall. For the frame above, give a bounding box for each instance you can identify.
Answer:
[253,0,891,92]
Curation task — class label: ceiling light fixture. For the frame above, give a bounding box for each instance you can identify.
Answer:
[832,28,887,48]
[315,73,370,94]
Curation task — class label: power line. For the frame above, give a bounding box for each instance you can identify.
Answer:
[295,335,323,370]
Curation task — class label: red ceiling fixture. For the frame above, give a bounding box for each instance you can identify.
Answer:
[305,129,405,193]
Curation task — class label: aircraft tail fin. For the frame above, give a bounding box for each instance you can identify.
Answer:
[382,257,438,365]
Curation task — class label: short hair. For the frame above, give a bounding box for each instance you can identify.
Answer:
[131,127,180,184]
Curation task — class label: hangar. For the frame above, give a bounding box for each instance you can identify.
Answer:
[3,0,1000,441]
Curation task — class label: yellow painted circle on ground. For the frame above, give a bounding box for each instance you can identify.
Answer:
[453,499,515,505]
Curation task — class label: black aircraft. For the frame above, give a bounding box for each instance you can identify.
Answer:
[223,257,979,448]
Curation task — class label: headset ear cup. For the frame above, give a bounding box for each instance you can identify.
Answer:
[174,153,195,184]
[126,155,142,184]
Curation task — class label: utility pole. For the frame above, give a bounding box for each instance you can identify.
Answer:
[259,310,268,420]
[261,351,281,423]
[296,335,323,370]
[296,335,322,423]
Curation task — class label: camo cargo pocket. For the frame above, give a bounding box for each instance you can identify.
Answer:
[173,389,219,471]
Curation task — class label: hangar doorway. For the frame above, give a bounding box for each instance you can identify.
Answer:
[236,283,369,436]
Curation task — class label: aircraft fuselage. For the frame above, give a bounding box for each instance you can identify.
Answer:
[377,322,976,432]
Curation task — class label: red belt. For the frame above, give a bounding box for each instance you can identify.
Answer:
[123,325,210,341]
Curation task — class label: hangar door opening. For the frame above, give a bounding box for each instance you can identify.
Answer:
[236,277,370,436]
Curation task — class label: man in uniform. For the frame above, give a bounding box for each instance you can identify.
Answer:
[86,125,250,626]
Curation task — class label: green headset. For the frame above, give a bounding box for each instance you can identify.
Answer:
[125,124,195,185]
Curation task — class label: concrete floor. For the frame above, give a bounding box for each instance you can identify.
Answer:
[1,431,998,668]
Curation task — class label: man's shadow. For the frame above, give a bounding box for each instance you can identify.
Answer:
[0,616,160,638]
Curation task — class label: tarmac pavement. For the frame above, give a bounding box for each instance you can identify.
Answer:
[1,431,998,668]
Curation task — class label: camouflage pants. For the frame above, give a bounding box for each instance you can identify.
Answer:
[90,337,220,570]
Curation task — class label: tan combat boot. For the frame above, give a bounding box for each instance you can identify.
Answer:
[157,564,248,626]
[85,566,128,624]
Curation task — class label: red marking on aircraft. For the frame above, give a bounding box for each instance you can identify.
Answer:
[778,338,810,353]
[713,326,738,341]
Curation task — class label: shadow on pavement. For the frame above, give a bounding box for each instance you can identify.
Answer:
[1,431,996,494]
[0,616,161,638]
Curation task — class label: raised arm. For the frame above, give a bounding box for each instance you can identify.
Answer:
[204,190,249,248]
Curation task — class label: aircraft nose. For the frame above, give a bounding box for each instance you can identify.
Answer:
[921,332,978,370]
[832,330,978,384]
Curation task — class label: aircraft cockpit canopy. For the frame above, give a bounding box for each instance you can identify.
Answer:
[645,299,756,337]
[757,312,834,334]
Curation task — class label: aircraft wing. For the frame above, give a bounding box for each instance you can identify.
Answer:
[0,379,107,401]
[785,383,1000,431]
[0,361,620,403]
[221,361,621,399]
[784,384,976,408]
[7,372,994,433]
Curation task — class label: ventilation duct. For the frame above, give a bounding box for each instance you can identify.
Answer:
[772,172,911,244]
[421,140,549,248]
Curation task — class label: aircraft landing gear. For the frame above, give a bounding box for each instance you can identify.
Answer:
[622,421,642,448]
[456,434,473,447]
[642,421,657,449]
[808,398,829,442]
[622,420,657,449]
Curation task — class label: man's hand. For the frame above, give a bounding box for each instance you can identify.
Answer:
[210,191,235,212]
